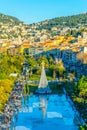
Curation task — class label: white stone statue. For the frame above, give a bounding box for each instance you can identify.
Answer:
[36,61,51,94]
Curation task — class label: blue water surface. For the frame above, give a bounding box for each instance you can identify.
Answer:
[14,94,78,130]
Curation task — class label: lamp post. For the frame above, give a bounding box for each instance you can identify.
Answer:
[23,62,29,94]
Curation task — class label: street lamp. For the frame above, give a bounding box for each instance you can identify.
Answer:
[23,62,29,94]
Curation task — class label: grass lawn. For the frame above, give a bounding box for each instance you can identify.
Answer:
[29,74,55,81]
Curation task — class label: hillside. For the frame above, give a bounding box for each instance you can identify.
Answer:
[34,13,87,30]
[0,13,23,25]
[0,13,29,40]
[0,13,87,41]
[27,13,87,41]
[29,13,87,38]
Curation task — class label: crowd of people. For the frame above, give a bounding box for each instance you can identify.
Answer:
[0,81,23,130]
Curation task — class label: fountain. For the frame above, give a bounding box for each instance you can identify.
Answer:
[36,61,51,94]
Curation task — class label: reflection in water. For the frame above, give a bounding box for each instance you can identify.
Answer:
[14,94,78,130]
[38,95,48,119]
[23,95,30,106]
[23,94,48,119]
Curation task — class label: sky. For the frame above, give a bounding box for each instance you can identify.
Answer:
[0,0,87,24]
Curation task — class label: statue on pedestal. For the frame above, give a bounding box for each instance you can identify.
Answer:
[36,61,51,94]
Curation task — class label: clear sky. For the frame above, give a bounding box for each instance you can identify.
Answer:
[0,0,87,24]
